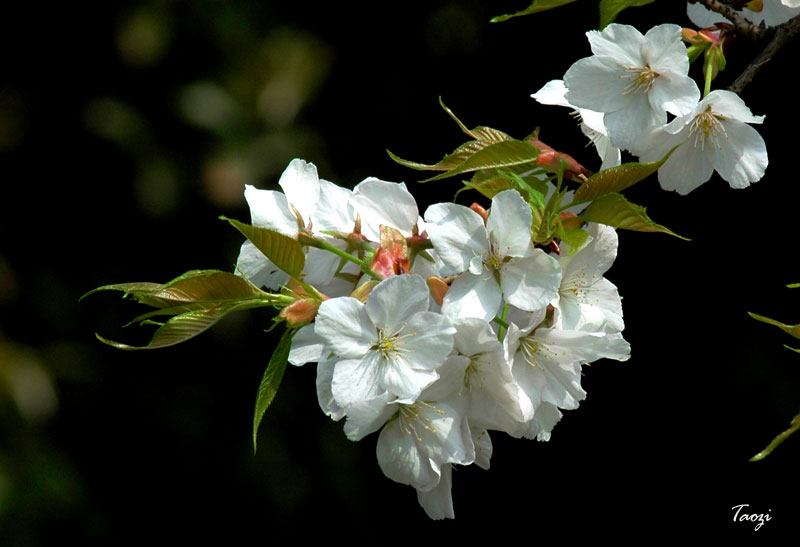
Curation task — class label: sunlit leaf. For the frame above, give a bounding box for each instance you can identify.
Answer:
[748,312,800,341]
[86,269,283,350]
[253,327,297,453]
[579,193,689,239]
[491,0,578,23]
[572,146,677,203]
[421,140,539,182]
[750,412,800,462]
[387,100,511,173]
[599,0,656,29]
[83,269,268,310]
[96,300,264,350]
[222,217,305,278]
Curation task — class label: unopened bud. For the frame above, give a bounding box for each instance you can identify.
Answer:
[426,276,450,307]
[470,203,489,225]
[279,298,321,328]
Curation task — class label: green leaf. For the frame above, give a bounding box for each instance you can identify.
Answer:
[387,99,511,174]
[421,140,539,182]
[579,193,689,239]
[253,327,297,453]
[748,312,800,341]
[572,146,677,203]
[599,0,656,29]
[83,269,268,310]
[96,300,265,350]
[86,269,285,350]
[750,412,800,462]
[491,0,578,22]
[222,217,305,278]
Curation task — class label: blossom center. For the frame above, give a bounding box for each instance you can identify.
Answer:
[688,107,727,150]
[398,402,444,442]
[372,325,415,361]
[621,65,659,95]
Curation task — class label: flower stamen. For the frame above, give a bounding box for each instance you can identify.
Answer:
[621,65,659,95]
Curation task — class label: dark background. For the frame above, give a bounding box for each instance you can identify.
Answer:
[2,0,798,542]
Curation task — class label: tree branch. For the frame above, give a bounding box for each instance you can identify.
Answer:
[729,14,800,94]
[695,0,760,40]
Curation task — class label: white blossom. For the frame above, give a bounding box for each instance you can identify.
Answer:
[424,189,562,321]
[638,90,768,194]
[563,23,700,153]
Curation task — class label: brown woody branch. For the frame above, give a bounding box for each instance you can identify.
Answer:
[694,1,800,94]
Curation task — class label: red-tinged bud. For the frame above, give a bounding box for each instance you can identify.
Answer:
[558,211,584,230]
[369,247,410,279]
[547,240,561,256]
[528,137,593,181]
[427,276,449,307]
[279,298,322,328]
[470,203,489,225]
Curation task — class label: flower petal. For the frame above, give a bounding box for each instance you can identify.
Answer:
[424,202,489,274]
[500,250,561,313]
[441,271,502,322]
[277,158,320,226]
[351,177,419,240]
[487,190,533,257]
[364,274,430,333]
[315,297,375,358]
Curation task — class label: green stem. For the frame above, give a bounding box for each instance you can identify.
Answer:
[495,302,510,341]
[703,53,714,98]
[750,411,800,461]
[308,237,382,280]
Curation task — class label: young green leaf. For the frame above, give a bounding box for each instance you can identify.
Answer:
[579,193,689,239]
[222,217,305,279]
[253,327,297,453]
[83,269,270,310]
[491,0,578,23]
[421,140,539,182]
[387,100,511,174]
[86,269,288,350]
[96,300,267,350]
[599,0,656,29]
[750,412,800,462]
[572,147,677,203]
[748,312,800,341]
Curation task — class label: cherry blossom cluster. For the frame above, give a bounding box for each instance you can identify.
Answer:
[532,20,769,195]
[239,158,630,519]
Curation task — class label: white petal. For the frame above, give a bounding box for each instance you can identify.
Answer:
[234,241,289,290]
[364,275,430,333]
[316,360,345,421]
[564,56,630,113]
[288,324,328,366]
[313,178,356,233]
[531,79,570,107]
[643,24,689,75]
[424,202,488,273]
[586,24,645,65]
[315,297,375,358]
[603,94,664,151]
[441,271,502,322]
[342,393,396,441]
[706,90,764,125]
[714,120,768,189]
[351,177,419,240]
[399,311,456,370]
[649,73,700,117]
[277,158,320,226]
[416,464,455,520]
[500,250,562,312]
[243,184,297,236]
[331,354,384,408]
[487,190,533,257]
[656,131,717,194]
[377,416,439,491]
[379,357,439,403]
